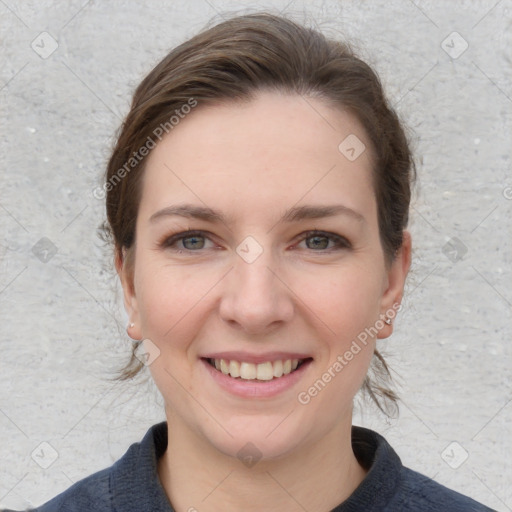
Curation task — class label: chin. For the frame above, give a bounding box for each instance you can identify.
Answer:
[197,416,310,465]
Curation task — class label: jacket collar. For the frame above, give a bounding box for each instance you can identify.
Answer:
[111,421,174,511]
[110,421,402,511]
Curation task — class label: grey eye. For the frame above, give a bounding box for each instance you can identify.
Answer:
[182,235,206,250]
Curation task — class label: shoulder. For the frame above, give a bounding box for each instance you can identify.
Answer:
[4,421,170,512]
[25,466,113,512]
[348,426,495,512]
[390,466,496,511]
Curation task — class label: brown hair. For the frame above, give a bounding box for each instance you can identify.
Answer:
[100,12,416,416]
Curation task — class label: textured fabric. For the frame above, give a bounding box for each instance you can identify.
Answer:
[4,421,496,512]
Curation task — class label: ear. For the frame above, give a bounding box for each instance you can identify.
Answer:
[377,230,412,339]
[115,247,142,340]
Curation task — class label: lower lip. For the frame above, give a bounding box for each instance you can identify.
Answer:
[200,358,313,399]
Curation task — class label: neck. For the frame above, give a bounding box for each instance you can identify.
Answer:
[157,410,367,512]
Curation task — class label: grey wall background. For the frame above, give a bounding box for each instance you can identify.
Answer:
[1,0,511,510]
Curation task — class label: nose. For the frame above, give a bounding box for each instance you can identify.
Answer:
[218,244,294,335]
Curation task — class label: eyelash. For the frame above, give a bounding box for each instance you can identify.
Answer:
[159,229,351,254]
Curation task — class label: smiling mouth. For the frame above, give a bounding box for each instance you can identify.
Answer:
[203,357,313,381]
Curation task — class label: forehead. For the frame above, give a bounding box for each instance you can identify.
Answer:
[139,91,376,225]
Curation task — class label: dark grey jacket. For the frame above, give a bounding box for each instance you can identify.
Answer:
[3,421,496,511]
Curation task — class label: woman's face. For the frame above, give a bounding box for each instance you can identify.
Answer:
[119,91,410,461]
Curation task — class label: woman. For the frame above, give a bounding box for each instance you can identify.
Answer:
[8,12,495,512]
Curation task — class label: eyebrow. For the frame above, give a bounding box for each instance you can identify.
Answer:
[149,203,365,225]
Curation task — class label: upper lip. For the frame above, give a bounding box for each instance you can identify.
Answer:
[201,351,313,364]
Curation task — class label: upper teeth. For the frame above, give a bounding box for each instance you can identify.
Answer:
[212,358,301,380]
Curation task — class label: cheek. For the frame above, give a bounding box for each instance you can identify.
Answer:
[294,263,382,394]
[134,256,215,344]
[135,264,202,397]
[294,262,383,338]
[292,267,380,419]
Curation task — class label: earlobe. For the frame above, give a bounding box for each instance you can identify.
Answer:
[126,321,141,341]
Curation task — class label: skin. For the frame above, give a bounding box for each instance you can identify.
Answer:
[117,90,411,512]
